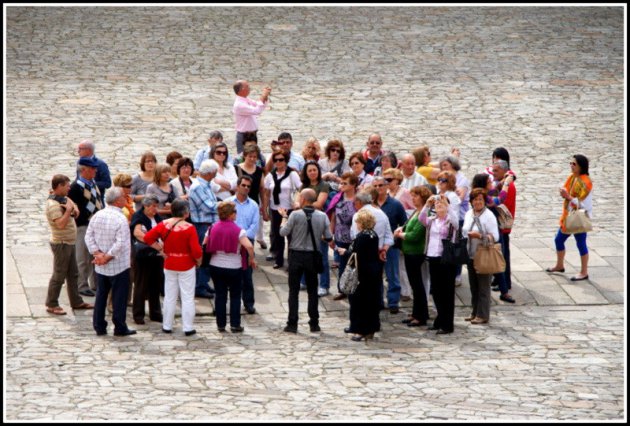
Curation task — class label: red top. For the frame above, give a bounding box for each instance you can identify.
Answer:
[144,221,202,271]
[501,181,516,235]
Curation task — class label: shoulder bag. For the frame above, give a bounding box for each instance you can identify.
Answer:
[440,222,469,266]
[496,204,514,230]
[472,216,505,275]
[565,206,592,234]
[339,251,360,295]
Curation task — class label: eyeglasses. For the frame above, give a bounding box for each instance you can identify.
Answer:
[369,141,382,145]
[350,161,361,166]
[437,178,448,183]
[373,184,384,188]
[329,148,340,153]
[215,151,227,156]
[570,162,577,166]
[273,158,286,163]
[144,159,156,163]
[384,178,394,183]
[240,184,251,189]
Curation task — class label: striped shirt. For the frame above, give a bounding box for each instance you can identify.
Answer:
[189,177,219,224]
[85,206,131,276]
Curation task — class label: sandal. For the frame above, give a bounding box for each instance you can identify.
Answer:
[72,302,94,310]
[46,306,67,315]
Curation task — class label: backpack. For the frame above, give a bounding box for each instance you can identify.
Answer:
[496,204,514,230]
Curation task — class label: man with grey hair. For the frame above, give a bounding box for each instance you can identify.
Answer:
[85,187,135,336]
[69,157,103,297]
[400,153,428,190]
[279,188,333,333]
[189,159,221,298]
[233,80,271,154]
[362,133,384,175]
[76,139,111,204]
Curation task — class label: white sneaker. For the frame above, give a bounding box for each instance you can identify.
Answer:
[317,287,329,297]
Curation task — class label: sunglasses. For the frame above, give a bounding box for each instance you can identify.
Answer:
[570,162,577,166]
[215,151,227,156]
[329,148,341,153]
[373,184,385,188]
[437,178,448,183]
[273,158,286,163]
[122,184,132,188]
[384,178,394,183]
[240,184,251,188]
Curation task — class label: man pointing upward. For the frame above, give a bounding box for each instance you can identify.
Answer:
[232,80,271,154]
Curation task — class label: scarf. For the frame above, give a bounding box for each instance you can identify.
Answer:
[271,169,293,205]
[560,174,592,231]
[208,220,241,254]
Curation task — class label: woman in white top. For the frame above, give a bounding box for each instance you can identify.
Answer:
[436,170,461,224]
[263,151,302,269]
[210,143,237,201]
[319,139,351,191]
[348,152,373,189]
[170,157,196,201]
[207,201,256,333]
[461,188,500,325]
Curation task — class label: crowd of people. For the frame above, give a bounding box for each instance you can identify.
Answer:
[44,81,594,340]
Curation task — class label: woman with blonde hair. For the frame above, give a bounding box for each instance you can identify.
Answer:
[301,137,321,162]
[413,145,441,186]
[145,164,175,218]
[345,209,381,342]
[131,151,157,211]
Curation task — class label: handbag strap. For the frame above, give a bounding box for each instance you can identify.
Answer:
[472,215,491,247]
[305,211,319,252]
[164,219,184,242]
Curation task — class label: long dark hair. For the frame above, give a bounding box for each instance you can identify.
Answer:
[210,142,230,168]
[301,160,322,188]
[471,173,490,189]
[573,154,589,176]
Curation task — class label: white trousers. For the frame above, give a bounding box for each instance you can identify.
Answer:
[163,267,196,332]
[256,215,265,242]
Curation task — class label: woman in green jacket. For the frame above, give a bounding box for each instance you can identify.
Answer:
[394,185,433,327]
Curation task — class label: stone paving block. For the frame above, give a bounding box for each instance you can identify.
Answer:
[558,282,608,305]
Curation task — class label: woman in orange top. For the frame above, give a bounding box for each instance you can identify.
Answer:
[546,155,593,281]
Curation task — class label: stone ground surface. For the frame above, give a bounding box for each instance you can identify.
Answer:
[4,5,626,422]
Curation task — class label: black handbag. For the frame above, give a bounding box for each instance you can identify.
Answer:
[201,224,214,267]
[133,238,158,258]
[441,223,469,266]
[306,212,324,273]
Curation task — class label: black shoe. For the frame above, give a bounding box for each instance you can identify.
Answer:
[113,329,137,337]
[492,286,500,292]
[436,329,452,335]
[95,330,107,336]
[79,289,96,297]
[245,307,256,315]
[389,307,400,314]
[309,323,321,332]
[500,294,516,303]
[273,263,282,269]
[408,320,427,327]
[284,324,297,333]
[217,327,226,333]
[231,326,244,333]
[344,327,353,334]
[402,318,413,324]
[265,255,274,261]
[134,318,145,325]
[185,329,197,336]
[150,315,163,323]
[162,328,172,334]
[195,291,214,299]
[428,325,440,331]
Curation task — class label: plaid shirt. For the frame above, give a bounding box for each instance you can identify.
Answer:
[189,177,219,224]
[85,206,131,276]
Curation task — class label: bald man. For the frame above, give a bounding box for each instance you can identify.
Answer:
[279,189,332,333]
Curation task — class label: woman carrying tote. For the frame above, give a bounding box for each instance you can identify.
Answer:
[546,154,593,281]
[461,188,499,325]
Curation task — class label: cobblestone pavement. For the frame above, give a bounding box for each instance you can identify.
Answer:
[4,5,626,422]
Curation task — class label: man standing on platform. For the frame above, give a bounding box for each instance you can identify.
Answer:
[232,80,271,154]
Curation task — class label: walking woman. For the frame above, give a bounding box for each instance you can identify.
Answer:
[546,154,593,281]
[394,185,432,327]
[346,209,381,342]
[461,188,499,325]
[143,199,202,336]
[418,194,459,334]
[207,201,257,333]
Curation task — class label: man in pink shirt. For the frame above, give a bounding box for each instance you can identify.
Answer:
[232,80,271,154]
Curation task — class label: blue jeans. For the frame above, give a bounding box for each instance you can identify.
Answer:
[493,233,512,294]
[383,247,401,308]
[242,242,255,310]
[194,223,213,295]
[93,269,130,334]
[318,240,330,289]
[209,265,243,328]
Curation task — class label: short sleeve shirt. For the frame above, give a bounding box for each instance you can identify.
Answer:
[46,198,77,244]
